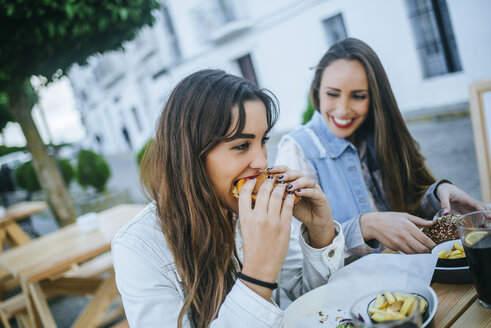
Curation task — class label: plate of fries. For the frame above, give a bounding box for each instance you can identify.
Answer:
[431,239,472,284]
[431,239,468,267]
[350,288,437,328]
[367,291,429,323]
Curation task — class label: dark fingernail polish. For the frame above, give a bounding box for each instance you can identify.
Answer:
[277,175,284,179]
[288,191,294,195]
[267,175,273,179]
[280,180,286,184]
[286,184,293,189]
[295,189,301,192]
[266,167,273,170]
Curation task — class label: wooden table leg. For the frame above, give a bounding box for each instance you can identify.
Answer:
[28,281,57,328]
[19,277,42,328]
[4,222,30,246]
[71,271,119,328]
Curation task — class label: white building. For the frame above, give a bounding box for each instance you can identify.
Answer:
[68,0,491,156]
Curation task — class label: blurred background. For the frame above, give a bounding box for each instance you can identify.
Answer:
[1,0,490,326]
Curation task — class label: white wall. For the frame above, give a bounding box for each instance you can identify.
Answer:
[68,0,491,155]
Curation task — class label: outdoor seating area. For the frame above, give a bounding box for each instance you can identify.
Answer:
[0,203,145,327]
[2,1,491,327]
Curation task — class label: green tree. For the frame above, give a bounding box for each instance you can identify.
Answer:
[0,0,159,226]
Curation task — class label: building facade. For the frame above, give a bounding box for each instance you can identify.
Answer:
[68,0,491,155]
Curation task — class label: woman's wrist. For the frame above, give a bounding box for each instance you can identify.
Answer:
[359,212,376,241]
[305,220,335,248]
[239,267,276,301]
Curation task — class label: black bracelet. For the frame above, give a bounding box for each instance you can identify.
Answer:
[237,272,278,290]
[433,179,453,202]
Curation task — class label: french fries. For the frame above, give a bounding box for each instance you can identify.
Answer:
[368,292,427,322]
[437,241,465,259]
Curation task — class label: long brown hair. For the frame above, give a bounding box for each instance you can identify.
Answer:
[140,69,278,327]
[310,38,435,213]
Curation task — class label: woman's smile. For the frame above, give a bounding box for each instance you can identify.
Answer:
[331,116,356,128]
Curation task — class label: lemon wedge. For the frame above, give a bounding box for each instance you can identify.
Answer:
[464,231,488,246]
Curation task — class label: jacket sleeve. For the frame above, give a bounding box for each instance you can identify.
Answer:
[112,233,284,327]
[278,219,344,302]
[416,180,443,218]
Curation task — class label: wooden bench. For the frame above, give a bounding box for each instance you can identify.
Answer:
[0,251,118,327]
[64,251,113,279]
[0,293,30,328]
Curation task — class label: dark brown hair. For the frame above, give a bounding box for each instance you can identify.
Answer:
[140,69,278,327]
[310,38,435,213]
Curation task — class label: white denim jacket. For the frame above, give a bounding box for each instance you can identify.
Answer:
[112,203,344,327]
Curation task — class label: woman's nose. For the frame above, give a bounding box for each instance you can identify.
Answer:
[250,147,268,171]
[334,96,351,116]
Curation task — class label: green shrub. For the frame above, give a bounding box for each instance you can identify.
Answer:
[14,161,41,192]
[14,158,76,192]
[76,149,111,192]
[137,138,154,165]
[302,97,316,125]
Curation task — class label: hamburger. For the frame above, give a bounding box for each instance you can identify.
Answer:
[422,213,460,244]
[232,171,301,207]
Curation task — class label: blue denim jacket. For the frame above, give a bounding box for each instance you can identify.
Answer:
[277,111,440,253]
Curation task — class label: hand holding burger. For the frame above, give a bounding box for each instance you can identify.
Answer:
[233,166,336,249]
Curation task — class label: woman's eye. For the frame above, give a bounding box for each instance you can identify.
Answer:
[262,136,270,145]
[353,94,367,100]
[327,92,339,97]
[233,142,250,151]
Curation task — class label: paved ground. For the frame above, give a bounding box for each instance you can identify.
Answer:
[8,113,483,327]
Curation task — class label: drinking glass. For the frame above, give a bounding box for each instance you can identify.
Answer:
[456,210,491,308]
[349,291,422,328]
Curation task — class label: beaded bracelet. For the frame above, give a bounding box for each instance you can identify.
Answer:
[237,272,278,290]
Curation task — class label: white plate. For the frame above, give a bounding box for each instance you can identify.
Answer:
[284,283,438,328]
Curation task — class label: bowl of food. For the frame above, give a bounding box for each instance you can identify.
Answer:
[431,239,468,268]
[350,288,437,328]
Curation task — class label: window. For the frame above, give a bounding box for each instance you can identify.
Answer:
[406,0,462,78]
[131,107,143,132]
[236,54,258,85]
[323,13,347,47]
[161,5,181,60]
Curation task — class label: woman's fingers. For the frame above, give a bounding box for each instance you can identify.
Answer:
[267,182,288,218]
[405,213,434,227]
[280,192,295,222]
[238,178,256,213]
[254,175,275,211]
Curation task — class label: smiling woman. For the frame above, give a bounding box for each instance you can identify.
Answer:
[276,38,486,259]
[111,69,345,328]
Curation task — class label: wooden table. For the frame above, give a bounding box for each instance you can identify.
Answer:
[431,282,490,327]
[0,201,48,250]
[0,203,146,328]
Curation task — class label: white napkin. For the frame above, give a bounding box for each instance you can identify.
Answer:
[326,253,437,307]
